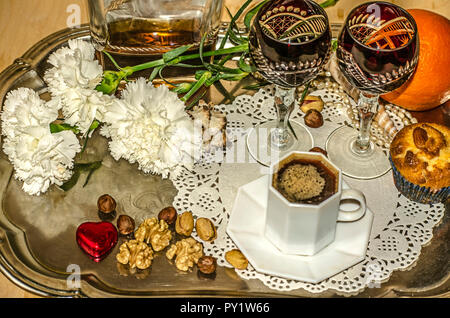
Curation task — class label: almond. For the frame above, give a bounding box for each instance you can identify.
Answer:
[175,211,194,236]
[225,249,248,270]
[195,218,217,242]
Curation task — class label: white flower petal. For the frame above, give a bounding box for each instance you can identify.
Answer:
[101,78,202,180]
[44,39,109,135]
[1,88,81,196]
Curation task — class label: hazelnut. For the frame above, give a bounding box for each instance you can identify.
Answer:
[300,95,324,113]
[175,211,194,236]
[117,215,135,236]
[97,194,116,214]
[225,249,248,270]
[158,206,177,225]
[309,147,328,157]
[304,109,324,128]
[197,255,217,274]
[195,218,217,242]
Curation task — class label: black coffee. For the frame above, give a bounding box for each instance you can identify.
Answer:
[273,159,337,204]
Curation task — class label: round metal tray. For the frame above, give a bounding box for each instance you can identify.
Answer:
[0,25,448,298]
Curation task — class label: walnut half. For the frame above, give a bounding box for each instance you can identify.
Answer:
[135,217,172,252]
[166,237,204,271]
[116,240,154,270]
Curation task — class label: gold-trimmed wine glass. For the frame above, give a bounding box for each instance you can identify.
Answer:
[326,1,419,179]
[246,0,331,166]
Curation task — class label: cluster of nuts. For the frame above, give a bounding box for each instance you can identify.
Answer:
[173,211,218,244]
[116,216,172,270]
[169,210,218,274]
[97,194,248,275]
[96,194,136,236]
[301,95,325,128]
[115,205,219,275]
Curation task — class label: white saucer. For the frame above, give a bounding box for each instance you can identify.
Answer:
[226,175,374,283]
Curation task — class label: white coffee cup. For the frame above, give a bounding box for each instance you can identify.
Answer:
[265,151,366,256]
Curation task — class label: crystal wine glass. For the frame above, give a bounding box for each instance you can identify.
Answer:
[246,0,331,166]
[326,1,419,179]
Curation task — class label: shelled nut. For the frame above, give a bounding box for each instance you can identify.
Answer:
[300,95,324,113]
[225,249,248,270]
[304,109,324,128]
[97,194,116,214]
[197,255,217,274]
[175,211,194,236]
[309,147,328,157]
[158,206,177,225]
[117,215,135,236]
[195,218,217,242]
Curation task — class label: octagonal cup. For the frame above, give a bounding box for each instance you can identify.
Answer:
[265,151,366,256]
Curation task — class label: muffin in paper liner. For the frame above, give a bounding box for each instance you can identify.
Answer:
[389,155,449,204]
[389,122,449,205]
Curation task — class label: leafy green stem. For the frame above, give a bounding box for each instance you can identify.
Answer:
[181,71,212,104]
[130,43,249,73]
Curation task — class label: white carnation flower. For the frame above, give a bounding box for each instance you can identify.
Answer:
[44,39,111,135]
[1,88,81,195]
[100,78,202,179]
[1,87,59,139]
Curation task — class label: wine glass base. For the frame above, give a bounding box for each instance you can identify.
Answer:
[325,126,391,180]
[246,120,314,167]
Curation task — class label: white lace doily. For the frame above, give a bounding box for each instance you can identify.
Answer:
[172,81,445,295]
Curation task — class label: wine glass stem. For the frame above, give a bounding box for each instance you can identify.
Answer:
[272,85,295,148]
[354,92,379,154]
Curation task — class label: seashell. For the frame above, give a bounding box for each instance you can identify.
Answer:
[189,100,227,151]
[375,104,397,138]
[326,52,359,101]
[208,110,227,149]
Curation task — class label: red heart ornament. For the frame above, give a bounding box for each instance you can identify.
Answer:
[76,222,118,262]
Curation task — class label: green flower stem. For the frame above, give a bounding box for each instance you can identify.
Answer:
[219,0,254,50]
[96,43,249,95]
[171,82,195,94]
[320,0,340,9]
[130,43,249,73]
[181,71,212,104]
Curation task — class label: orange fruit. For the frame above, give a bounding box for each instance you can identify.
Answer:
[382,9,450,111]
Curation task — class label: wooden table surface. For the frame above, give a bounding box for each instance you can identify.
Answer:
[0,0,448,298]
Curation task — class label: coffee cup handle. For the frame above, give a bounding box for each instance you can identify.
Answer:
[337,189,366,222]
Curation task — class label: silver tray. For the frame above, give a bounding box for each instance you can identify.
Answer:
[0,25,448,298]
